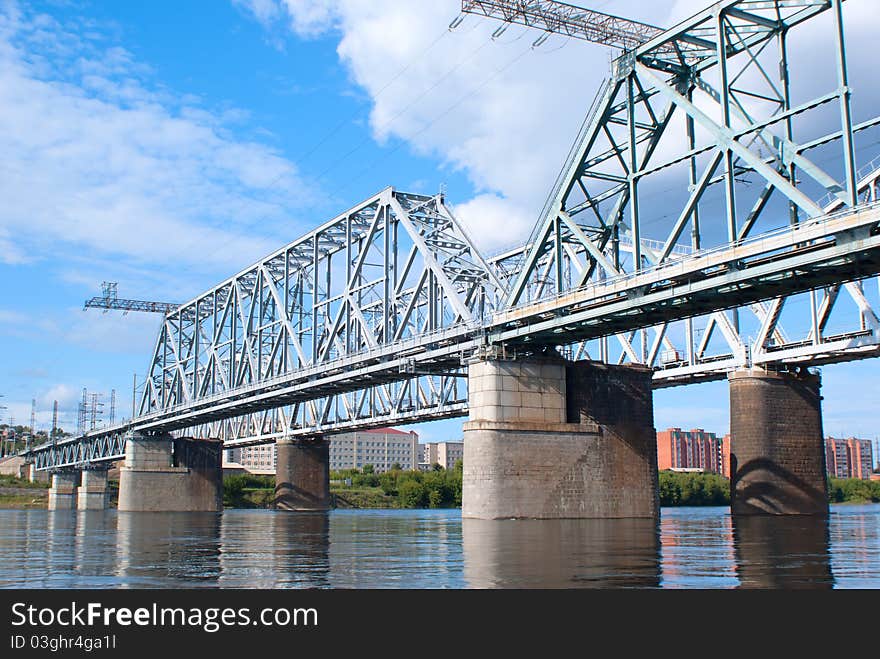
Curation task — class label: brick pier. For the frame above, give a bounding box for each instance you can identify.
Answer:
[729,368,828,515]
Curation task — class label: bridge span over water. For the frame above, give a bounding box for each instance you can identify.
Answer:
[25,0,880,520]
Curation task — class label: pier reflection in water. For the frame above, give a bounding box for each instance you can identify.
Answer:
[463,517,661,588]
[116,512,222,587]
[733,514,833,588]
[0,505,878,588]
[218,511,330,588]
[74,511,117,584]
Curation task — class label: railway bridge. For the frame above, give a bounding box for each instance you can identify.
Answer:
[26,0,880,519]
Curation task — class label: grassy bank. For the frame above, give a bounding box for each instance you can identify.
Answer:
[0,474,50,508]
[0,474,50,489]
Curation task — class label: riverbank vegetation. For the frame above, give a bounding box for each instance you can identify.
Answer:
[828,477,880,503]
[222,462,464,509]
[217,470,880,510]
[333,461,463,509]
[658,470,730,506]
[222,474,275,508]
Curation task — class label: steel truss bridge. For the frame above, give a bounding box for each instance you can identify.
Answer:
[30,0,880,470]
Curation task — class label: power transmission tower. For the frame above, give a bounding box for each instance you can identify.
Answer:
[109,389,116,426]
[84,281,178,315]
[89,393,104,430]
[51,400,58,442]
[77,388,87,435]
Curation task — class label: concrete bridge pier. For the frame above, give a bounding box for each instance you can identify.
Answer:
[728,368,828,516]
[28,464,49,483]
[118,432,223,512]
[275,437,330,511]
[77,467,109,510]
[463,355,659,519]
[48,471,79,511]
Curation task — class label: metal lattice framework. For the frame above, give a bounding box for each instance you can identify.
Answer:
[505,0,873,307]
[137,188,499,426]
[84,281,179,314]
[27,0,880,468]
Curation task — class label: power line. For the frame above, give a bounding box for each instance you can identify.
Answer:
[259,26,456,193]
[311,34,498,186]
[335,38,539,196]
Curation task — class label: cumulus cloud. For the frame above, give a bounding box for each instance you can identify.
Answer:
[0,2,320,283]
[451,193,534,254]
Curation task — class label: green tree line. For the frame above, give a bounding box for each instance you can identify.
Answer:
[828,477,880,503]
[332,461,463,508]
[220,468,880,510]
[658,470,730,506]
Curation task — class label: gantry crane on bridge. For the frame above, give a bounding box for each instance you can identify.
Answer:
[84,281,179,315]
[455,0,666,50]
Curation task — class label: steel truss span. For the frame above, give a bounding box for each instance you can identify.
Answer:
[28,0,880,468]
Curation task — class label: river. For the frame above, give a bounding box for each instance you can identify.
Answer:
[0,505,878,588]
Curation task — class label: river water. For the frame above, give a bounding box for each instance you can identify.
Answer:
[0,505,878,588]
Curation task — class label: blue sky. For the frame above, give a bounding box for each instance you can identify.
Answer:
[0,0,878,447]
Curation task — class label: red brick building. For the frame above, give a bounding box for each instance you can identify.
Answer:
[825,437,874,480]
[657,428,729,477]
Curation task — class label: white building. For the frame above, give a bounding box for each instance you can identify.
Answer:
[229,428,420,474]
[232,444,276,474]
[330,428,419,473]
[421,441,464,470]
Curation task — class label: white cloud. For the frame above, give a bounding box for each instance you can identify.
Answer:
[38,384,79,410]
[451,193,534,255]
[0,2,321,286]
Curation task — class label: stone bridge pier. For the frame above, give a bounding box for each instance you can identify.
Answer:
[48,470,79,511]
[274,437,330,511]
[463,354,659,519]
[117,432,223,512]
[77,467,110,510]
[46,466,109,511]
[728,368,828,516]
